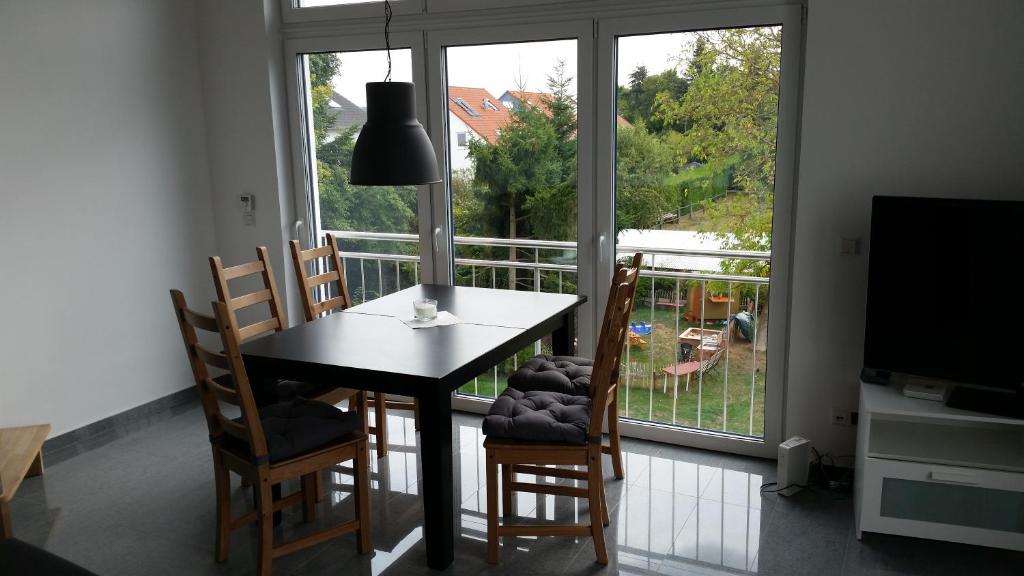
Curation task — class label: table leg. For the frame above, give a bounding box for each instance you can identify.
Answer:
[552,310,576,356]
[417,389,455,570]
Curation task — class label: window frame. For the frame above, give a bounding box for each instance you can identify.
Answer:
[425,19,596,413]
[276,0,805,457]
[281,31,437,280]
[280,0,423,25]
[595,5,802,457]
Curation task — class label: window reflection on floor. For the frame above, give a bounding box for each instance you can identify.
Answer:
[320,412,766,574]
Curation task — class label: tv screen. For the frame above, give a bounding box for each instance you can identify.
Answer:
[864,196,1024,390]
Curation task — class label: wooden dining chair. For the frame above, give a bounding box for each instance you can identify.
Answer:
[503,253,643,482]
[481,255,641,565]
[211,247,368,497]
[289,234,419,458]
[170,290,371,576]
[209,247,364,410]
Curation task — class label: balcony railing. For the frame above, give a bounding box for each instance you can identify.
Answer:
[326,229,770,440]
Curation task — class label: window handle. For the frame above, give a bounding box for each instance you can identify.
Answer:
[599,233,607,259]
[293,219,304,240]
[433,226,442,254]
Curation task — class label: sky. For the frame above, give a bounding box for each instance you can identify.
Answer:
[328,32,696,108]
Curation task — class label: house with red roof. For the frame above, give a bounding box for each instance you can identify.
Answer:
[446,86,510,171]
[447,86,632,172]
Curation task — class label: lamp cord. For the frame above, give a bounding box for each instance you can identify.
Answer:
[384,0,392,82]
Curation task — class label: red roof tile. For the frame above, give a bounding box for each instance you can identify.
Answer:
[447,86,510,145]
[503,90,553,116]
[449,86,631,143]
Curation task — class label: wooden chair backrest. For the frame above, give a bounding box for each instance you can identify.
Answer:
[289,233,353,322]
[588,253,643,438]
[209,247,288,343]
[170,290,268,461]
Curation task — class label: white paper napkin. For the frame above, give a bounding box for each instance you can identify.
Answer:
[399,310,460,329]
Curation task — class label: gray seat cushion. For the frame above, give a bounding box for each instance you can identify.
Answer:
[482,388,591,445]
[226,399,362,463]
[259,399,362,462]
[507,354,593,396]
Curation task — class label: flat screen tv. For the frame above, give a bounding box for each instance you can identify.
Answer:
[863,196,1024,417]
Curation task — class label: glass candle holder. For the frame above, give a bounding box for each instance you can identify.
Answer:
[412,298,438,321]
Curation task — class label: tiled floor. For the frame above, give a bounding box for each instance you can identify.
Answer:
[8,403,1022,575]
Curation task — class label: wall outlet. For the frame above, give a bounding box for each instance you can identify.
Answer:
[840,236,861,255]
[831,407,853,426]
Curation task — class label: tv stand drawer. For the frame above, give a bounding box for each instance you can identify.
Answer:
[858,457,1024,551]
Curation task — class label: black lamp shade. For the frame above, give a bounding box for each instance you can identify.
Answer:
[350,82,441,186]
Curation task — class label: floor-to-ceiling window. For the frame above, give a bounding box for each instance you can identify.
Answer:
[282,1,801,457]
[436,33,585,401]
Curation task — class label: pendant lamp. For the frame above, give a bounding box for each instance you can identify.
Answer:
[350,1,440,185]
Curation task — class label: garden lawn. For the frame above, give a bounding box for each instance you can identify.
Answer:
[457,305,767,439]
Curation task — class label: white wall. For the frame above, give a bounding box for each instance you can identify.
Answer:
[448,113,474,172]
[786,0,1024,455]
[196,0,300,322]
[0,0,217,435]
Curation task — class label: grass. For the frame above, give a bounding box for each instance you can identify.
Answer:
[458,305,767,439]
[455,191,769,438]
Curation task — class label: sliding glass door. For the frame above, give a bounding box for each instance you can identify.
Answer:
[426,22,597,407]
[282,5,800,457]
[597,7,800,456]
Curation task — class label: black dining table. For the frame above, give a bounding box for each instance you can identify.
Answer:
[240,284,586,570]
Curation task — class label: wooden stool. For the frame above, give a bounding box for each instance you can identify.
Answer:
[0,424,51,539]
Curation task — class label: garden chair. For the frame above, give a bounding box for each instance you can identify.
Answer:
[661,325,729,394]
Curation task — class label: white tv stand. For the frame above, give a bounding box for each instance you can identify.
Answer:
[855,381,1024,551]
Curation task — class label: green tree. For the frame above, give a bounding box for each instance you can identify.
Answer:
[617,66,688,133]
[307,53,417,242]
[656,28,781,194]
[309,53,340,147]
[465,63,578,287]
[653,28,782,277]
[615,122,674,233]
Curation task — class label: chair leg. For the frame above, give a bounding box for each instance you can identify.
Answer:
[302,473,317,523]
[486,449,499,564]
[0,501,11,540]
[600,480,610,527]
[314,469,325,503]
[587,452,608,565]
[373,394,388,458]
[355,440,372,554]
[256,475,275,576]
[213,454,231,562]
[607,396,625,481]
[501,464,514,517]
[27,451,44,477]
